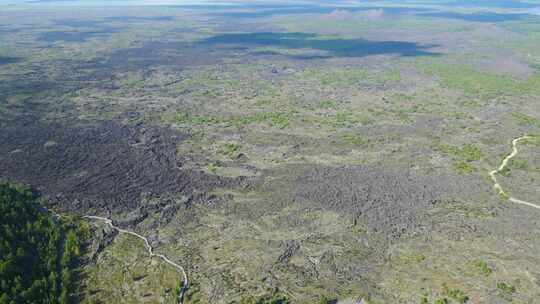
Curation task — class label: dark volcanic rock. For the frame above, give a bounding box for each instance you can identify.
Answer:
[293,165,486,241]
[277,240,300,263]
[0,121,237,216]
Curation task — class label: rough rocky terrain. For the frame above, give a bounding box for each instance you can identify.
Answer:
[1,1,540,303]
[0,120,241,218]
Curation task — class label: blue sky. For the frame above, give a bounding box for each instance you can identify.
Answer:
[0,0,351,6]
[2,0,539,9]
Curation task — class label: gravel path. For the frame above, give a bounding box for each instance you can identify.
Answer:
[489,135,540,210]
[84,215,188,304]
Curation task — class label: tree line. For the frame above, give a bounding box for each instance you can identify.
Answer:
[0,183,86,304]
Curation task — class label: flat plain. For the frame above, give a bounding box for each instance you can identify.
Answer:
[1,0,540,303]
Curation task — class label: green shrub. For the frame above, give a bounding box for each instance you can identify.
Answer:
[453,161,475,174]
[511,159,528,170]
[341,134,365,145]
[331,112,364,128]
[173,112,190,123]
[524,135,540,146]
[440,143,482,174]
[500,166,511,176]
[265,112,293,129]
[414,254,426,262]
[220,143,241,158]
[319,100,338,109]
[443,286,468,303]
[207,163,218,173]
[460,144,482,161]
[497,282,516,294]
[512,112,540,127]
[473,259,492,276]
[434,298,448,304]
[440,144,482,162]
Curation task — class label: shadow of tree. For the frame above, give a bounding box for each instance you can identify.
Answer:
[202,32,440,58]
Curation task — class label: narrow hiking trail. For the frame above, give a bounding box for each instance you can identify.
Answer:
[489,135,540,211]
[84,215,188,304]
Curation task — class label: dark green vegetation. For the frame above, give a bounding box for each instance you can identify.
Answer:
[0,0,540,303]
[0,183,86,304]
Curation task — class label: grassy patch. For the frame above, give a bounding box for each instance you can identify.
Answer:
[512,112,540,128]
[426,284,469,304]
[84,230,180,304]
[434,298,448,304]
[439,144,482,162]
[452,161,475,174]
[220,143,241,159]
[223,111,294,129]
[340,134,366,146]
[473,259,493,276]
[423,62,540,99]
[166,111,297,129]
[497,282,516,294]
[500,166,511,177]
[390,92,415,103]
[265,112,293,129]
[439,143,482,174]
[523,135,540,146]
[318,100,338,110]
[497,281,517,301]
[300,67,401,88]
[414,254,426,262]
[511,159,528,170]
[207,162,219,173]
[329,112,373,128]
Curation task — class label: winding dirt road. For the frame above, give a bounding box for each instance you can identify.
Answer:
[84,215,188,304]
[489,135,540,210]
